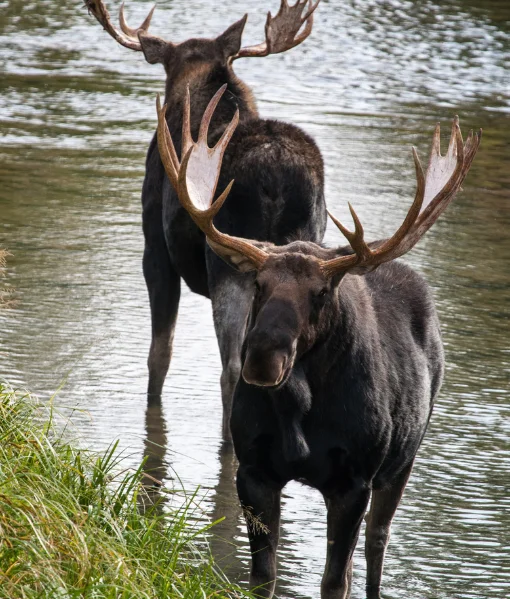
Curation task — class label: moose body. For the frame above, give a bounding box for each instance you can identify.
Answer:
[156,89,480,597]
[85,0,326,440]
[233,256,444,484]
[232,252,443,598]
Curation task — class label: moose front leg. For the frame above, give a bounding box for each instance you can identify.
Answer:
[365,462,414,599]
[208,258,254,442]
[321,485,371,599]
[237,464,282,598]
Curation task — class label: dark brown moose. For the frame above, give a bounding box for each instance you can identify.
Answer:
[157,87,481,598]
[84,0,325,441]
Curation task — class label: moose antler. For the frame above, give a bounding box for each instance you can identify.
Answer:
[156,85,269,269]
[235,0,321,59]
[84,0,155,51]
[320,118,482,277]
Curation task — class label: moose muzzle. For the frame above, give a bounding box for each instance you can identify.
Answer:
[242,348,290,387]
[242,318,297,388]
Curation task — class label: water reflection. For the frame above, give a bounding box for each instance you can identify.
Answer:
[0,0,509,598]
[138,395,169,512]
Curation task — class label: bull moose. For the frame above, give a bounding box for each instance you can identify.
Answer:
[156,87,481,598]
[84,0,325,441]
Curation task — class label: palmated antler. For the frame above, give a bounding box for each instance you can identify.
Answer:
[235,0,321,59]
[156,85,269,269]
[83,0,155,51]
[320,118,482,277]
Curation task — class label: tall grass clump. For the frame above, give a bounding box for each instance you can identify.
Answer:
[0,382,250,599]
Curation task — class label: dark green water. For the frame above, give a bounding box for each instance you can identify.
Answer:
[0,1,509,597]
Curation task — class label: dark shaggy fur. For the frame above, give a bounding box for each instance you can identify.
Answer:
[139,21,326,442]
[225,241,444,598]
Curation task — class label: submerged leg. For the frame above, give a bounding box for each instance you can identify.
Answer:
[143,242,181,397]
[321,485,371,599]
[365,462,414,599]
[237,465,283,598]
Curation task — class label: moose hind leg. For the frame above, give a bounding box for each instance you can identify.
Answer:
[321,485,371,599]
[144,244,181,397]
[365,463,414,599]
[237,465,282,598]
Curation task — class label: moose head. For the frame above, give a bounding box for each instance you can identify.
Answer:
[84,1,320,101]
[156,85,481,388]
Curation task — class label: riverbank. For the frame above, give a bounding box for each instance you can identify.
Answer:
[0,381,250,599]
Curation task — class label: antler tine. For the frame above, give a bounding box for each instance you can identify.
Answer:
[84,0,143,51]
[447,115,460,156]
[198,85,225,143]
[294,0,320,45]
[320,117,480,278]
[157,86,268,269]
[235,0,321,59]
[302,0,321,22]
[215,104,240,155]
[328,204,373,260]
[119,2,155,38]
[156,95,179,189]
[182,88,193,157]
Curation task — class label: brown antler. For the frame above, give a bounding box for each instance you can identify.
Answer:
[156,85,269,269]
[84,0,155,51]
[235,0,321,59]
[320,117,482,278]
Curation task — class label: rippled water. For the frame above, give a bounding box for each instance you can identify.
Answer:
[1,1,509,597]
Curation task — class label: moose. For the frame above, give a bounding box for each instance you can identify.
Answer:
[84,0,325,441]
[156,87,481,598]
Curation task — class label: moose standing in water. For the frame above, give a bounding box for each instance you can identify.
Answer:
[84,0,325,441]
[156,87,481,598]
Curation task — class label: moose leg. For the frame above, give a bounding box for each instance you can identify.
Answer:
[143,244,181,397]
[237,465,282,598]
[321,485,371,599]
[209,268,253,442]
[365,463,414,599]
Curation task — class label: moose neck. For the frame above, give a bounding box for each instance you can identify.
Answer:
[301,275,380,383]
[163,64,257,142]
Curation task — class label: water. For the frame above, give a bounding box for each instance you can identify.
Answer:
[1,1,509,597]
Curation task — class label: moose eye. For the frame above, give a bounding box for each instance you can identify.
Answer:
[317,288,328,298]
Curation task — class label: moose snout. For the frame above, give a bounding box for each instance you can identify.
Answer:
[242,328,295,387]
[242,349,288,387]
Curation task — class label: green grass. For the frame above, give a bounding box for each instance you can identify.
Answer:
[0,381,251,599]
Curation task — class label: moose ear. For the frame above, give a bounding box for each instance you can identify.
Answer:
[207,239,258,273]
[138,33,172,65]
[216,14,248,59]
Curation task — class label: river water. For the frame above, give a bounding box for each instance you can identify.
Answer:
[0,1,509,597]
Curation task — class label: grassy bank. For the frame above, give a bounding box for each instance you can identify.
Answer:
[0,381,250,598]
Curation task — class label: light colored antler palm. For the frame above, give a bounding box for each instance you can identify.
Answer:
[156,85,268,268]
[319,118,481,276]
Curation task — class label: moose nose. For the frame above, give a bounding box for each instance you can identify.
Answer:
[242,326,295,387]
[242,349,288,387]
